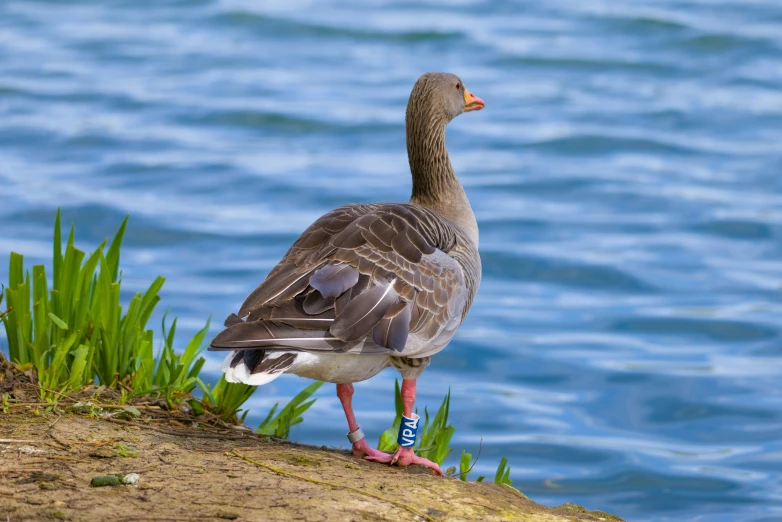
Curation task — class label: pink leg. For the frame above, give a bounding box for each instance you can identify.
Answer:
[336,383,389,460]
[364,378,444,476]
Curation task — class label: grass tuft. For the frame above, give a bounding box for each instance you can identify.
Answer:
[379,379,516,486]
[1,211,201,402]
[198,376,257,424]
[257,380,324,439]
[0,211,321,442]
[494,456,513,486]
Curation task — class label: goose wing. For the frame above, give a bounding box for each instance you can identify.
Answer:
[209,202,475,356]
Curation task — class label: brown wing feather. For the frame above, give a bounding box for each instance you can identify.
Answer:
[373,302,412,352]
[330,282,401,342]
[211,203,479,355]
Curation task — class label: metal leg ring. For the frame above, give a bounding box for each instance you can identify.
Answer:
[347,428,365,444]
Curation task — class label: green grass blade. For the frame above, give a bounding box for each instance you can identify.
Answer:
[106,215,129,283]
[9,252,24,290]
[32,266,50,364]
[138,277,165,327]
[287,380,324,409]
[180,317,211,375]
[48,312,68,330]
[53,209,62,292]
[256,382,323,439]
[378,427,399,452]
[68,344,90,390]
[72,242,104,330]
[196,378,216,405]
[459,450,472,481]
[5,253,28,363]
[494,457,512,485]
[257,403,279,433]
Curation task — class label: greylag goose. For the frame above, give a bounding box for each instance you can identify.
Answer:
[209,72,484,475]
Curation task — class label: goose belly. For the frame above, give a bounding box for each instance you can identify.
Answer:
[288,352,390,384]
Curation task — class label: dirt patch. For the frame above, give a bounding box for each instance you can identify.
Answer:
[0,363,623,521]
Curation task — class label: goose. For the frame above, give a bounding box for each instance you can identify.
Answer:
[209,72,484,475]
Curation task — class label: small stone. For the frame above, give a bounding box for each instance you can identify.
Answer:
[121,473,140,486]
[18,445,45,455]
[89,447,116,459]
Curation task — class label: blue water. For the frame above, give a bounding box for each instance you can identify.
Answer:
[1,1,781,520]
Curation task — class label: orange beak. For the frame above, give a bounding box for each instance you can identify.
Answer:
[463,88,485,112]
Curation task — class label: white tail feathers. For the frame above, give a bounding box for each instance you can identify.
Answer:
[222,351,292,386]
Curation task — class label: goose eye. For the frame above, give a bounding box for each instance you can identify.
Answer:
[455,82,461,90]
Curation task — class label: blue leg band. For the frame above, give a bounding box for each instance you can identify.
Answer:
[397,413,420,448]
